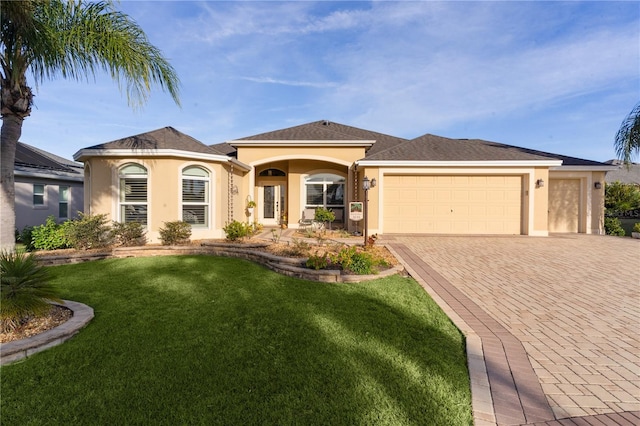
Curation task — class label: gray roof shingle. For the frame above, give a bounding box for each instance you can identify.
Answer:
[85,127,226,156]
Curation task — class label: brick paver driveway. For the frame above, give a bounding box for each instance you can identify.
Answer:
[384,234,639,425]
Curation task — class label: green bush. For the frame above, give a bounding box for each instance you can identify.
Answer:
[159,221,192,245]
[605,181,640,214]
[66,213,113,250]
[314,208,335,228]
[634,222,640,233]
[306,252,330,270]
[32,216,71,250]
[112,221,147,246]
[0,251,62,332]
[17,226,35,251]
[330,246,374,275]
[604,217,626,236]
[223,220,253,241]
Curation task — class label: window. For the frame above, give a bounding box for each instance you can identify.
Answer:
[305,173,345,211]
[33,184,45,206]
[59,186,69,219]
[182,166,209,227]
[119,164,147,224]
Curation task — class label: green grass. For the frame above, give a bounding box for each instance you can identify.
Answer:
[1,256,472,425]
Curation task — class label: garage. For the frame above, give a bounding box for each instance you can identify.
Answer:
[548,179,580,233]
[383,175,523,234]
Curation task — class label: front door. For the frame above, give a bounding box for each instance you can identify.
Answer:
[260,184,286,226]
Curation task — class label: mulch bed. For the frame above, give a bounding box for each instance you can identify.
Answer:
[0,305,72,344]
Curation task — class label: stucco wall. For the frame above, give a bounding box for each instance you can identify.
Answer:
[84,156,241,243]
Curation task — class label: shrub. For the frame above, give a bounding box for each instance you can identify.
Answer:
[634,222,640,233]
[314,207,335,230]
[112,221,147,246]
[330,246,375,275]
[289,238,312,256]
[223,220,253,241]
[66,213,113,250]
[159,221,192,245]
[306,252,330,270]
[0,251,62,332]
[32,216,71,250]
[604,217,625,236]
[17,226,35,251]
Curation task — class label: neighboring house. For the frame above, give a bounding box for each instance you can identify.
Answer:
[15,142,84,231]
[603,160,640,186]
[73,121,614,244]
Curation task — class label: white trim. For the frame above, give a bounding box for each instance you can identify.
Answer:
[74,148,232,163]
[550,165,616,172]
[229,140,375,148]
[357,160,562,167]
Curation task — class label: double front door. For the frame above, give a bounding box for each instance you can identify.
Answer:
[260,184,286,226]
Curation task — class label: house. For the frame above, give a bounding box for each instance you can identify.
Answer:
[603,160,640,186]
[73,121,614,243]
[15,142,84,231]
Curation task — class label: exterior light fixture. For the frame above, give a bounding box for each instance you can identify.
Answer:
[536,179,544,188]
[362,176,376,247]
[594,182,602,190]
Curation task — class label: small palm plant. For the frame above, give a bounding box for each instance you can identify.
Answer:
[1,251,62,332]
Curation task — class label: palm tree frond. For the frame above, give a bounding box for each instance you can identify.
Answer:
[614,102,640,165]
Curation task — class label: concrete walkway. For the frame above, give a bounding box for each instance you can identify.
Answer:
[383,234,639,426]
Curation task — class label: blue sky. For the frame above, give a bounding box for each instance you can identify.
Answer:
[20,1,640,162]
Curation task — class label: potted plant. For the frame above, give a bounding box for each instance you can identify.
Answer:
[246,200,257,215]
[633,222,640,239]
[280,212,288,229]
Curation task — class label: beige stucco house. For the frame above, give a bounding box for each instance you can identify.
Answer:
[73,121,613,243]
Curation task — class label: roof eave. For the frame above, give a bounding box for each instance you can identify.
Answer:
[550,165,618,172]
[228,140,375,148]
[73,148,232,163]
[357,160,564,167]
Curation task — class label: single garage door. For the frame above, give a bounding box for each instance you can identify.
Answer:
[548,179,580,233]
[383,175,522,234]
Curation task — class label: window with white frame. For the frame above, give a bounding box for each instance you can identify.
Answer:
[59,186,69,219]
[305,173,345,211]
[119,164,147,224]
[182,166,209,227]
[33,184,45,206]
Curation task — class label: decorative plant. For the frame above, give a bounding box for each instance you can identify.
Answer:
[604,217,625,236]
[634,222,640,233]
[223,220,253,241]
[314,207,335,231]
[246,200,257,209]
[159,221,192,245]
[1,251,62,332]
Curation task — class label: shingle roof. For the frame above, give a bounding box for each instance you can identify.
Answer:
[85,127,225,156]
[230,120,408,155]
[363,133,610,165]
[604,160,640,185]
[15,142,83,174]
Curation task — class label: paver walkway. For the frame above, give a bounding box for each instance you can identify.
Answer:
[383,234,639,425]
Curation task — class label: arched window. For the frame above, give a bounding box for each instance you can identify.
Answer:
[259,168,286,177]
[119,164,147,224]
[305,173,345,208]
[182,166,209,227]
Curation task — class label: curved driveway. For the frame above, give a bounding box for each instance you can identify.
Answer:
[384,234,639,425]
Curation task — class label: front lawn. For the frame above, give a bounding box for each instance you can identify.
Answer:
[1,256,472,425]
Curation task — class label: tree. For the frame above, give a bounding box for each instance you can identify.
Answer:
[614,102,640,165]
[1,0,180,251]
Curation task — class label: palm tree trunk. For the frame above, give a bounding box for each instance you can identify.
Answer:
[1,114,23,252]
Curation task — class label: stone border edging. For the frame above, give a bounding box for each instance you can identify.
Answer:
[35,243,404,283]
[1,300,94,366]
[385,244,497,426]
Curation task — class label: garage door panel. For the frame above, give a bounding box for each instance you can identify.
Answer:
[384,175,522,234]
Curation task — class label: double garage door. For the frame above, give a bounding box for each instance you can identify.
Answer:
[383,175,523,234]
